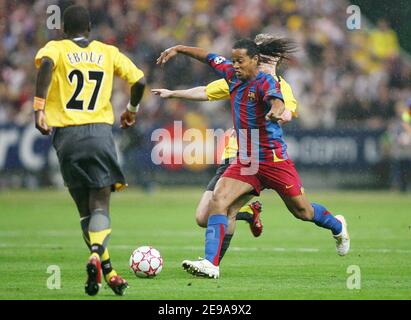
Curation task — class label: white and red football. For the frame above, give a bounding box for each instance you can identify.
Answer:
[129,246,163,278]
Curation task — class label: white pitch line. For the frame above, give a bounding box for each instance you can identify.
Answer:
[0,243,410,254]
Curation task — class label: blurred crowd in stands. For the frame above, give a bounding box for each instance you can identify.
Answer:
[1,0,410,190]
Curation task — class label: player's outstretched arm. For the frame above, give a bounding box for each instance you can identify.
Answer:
[151,87,208,101]
[157,45,209,66]
[265,98,286,122]
[34,57,53,135]
[120,77,146,129]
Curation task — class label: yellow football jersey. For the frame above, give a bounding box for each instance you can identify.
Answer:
[206,77,298,160]
[221,129,238,161]
[205,79,232,101]
[34,39,144,127]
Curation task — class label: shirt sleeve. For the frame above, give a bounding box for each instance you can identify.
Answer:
[113,48,144,85]
[205,79,230,101]
[206,53,235,82]
[262,74,284,107]
[279,77,298,117]
[34,41,59,69]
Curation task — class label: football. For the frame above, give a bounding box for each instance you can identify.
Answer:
[129,246,163,278]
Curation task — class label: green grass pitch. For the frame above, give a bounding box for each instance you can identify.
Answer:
[0,188,410,300]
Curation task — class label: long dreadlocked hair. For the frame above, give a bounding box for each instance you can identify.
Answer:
[255,34,298,65]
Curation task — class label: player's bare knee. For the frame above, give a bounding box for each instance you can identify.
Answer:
[195,213,208,228]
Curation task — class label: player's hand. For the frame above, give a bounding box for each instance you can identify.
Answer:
[278,109,292,125]
[266,98,285,123]
[151,88,174,98]
[34,110,52,135]
[120,110,136,129]
[265,110,282,122]
[156,46,180,66]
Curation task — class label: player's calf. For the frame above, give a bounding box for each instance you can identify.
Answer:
[289,203,314,221]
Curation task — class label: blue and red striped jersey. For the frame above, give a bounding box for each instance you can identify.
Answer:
[207,53,288,163]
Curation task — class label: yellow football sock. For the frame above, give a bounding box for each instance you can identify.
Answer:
[105,270,118,283]
[90,252,99,259]
[100,247,119,282]
[239,204,253,214]
[101,248,110,261]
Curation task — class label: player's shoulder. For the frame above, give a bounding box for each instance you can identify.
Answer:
[257,72,283,97]
[277,76,296,97]
[278,76,290,87]
[261,72,278,82]
[89,40,111,49]
[257,72,279,88]
[90,40,120,53]
[40,39,64,49]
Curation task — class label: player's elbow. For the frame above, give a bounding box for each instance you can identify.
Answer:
[130,77,146,106]
[134,77,146,88]
[131,77,146,95]
[40,57,54,72]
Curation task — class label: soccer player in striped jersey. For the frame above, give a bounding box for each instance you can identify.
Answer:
[157,39,350,278]
[152,35,298,264]
[34,5,145,295]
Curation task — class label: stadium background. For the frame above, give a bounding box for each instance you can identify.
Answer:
[1,0,411,301]
[0,0,410,192]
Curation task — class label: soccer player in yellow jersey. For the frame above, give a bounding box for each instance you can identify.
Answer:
[152,34,298,264]
[33,5,145,296]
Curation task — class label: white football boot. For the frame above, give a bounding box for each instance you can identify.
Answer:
[333,215,350,256]
[182,258,220,279]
